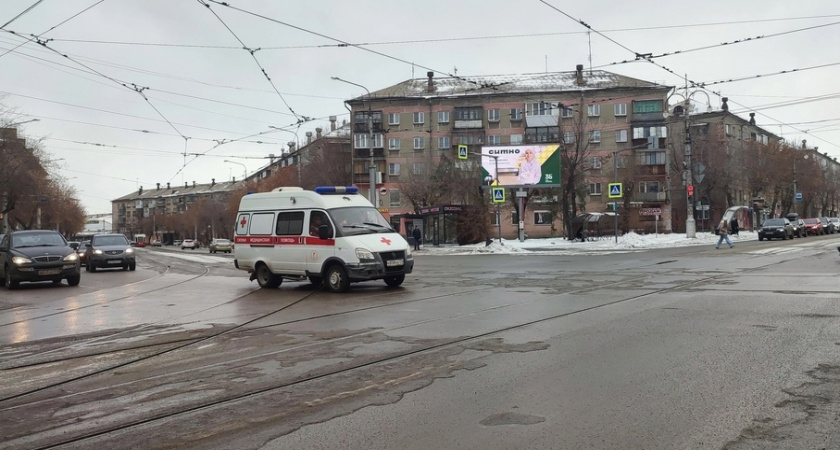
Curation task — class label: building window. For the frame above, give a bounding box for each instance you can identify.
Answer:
[526,102,558,116]
[637,151,666,166]
[488,109,501,122]
[412,162,424,175]
[632,126,667,140]
[438,111,450,123]
[413,136,425,149]
[510,133,523,145]
[526,127,559,143]
[589,183,602,195]
[561,106,574,118]
[413,112,425,124]
[388,137,400,150]
[354,133,369,149]
[614,103,627,116]
[591,157,602,169]
[511,209,519,225]
[589,130,601,143]
[616,129,628,143]
[389,189,400,207]
[632,100,663,113]
[534,210,551,225]
[488,135,501,145]
[455,107,482,120]
[639,181,661,193]
[388,163,400,176]
[587,104,600,117]
[490,210,499,226]
[510,108,523,121]
[438,136,450,149]
[563,131,576,143]
[388,113,400,125]
[725,124,732,136]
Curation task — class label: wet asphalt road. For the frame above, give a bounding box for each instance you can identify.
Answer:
[1,237,840,449]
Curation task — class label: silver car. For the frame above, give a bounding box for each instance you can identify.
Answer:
[85,234,136,272]
[208,238,233,253]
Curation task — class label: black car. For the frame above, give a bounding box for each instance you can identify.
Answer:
[0,230,82,289]
[785,213,806,238]
[85,233,136,272]
[758,218,794,241]
[819,217,836,234]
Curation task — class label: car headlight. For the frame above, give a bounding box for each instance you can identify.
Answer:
[405,246,412,257]
[125,248,134,254]
[355,248,375,261]
[11,256,32,265]
[93,249,103,255]
[63,253,78,262]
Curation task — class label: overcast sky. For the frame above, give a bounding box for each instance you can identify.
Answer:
[2,1,839,214]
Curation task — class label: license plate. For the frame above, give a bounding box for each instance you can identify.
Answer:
[108,260,122,264]
[39,269,60,276]
[386,259,404,267]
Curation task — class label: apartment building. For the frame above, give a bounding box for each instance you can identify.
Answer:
[345,65,673,241]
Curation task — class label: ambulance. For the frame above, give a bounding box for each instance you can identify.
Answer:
[233,186,414,293]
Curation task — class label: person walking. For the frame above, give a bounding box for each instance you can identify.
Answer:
[715,217,734,249]
[412,226,422,251]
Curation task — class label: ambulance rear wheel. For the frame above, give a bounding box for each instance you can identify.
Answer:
[325,265,350,293]
[255,263,282,289]
[384,274,405,288]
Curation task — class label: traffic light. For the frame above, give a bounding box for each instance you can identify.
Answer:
[687,184,694,197]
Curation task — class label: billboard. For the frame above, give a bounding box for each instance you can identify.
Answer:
[478,144,561,188]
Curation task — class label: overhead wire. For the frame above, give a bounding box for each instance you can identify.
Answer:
[0,0,46,29]
[0,0,105,60]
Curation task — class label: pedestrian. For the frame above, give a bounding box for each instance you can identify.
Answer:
[412,226,422,250]
[730,218,739,236]
[715,217,734,249]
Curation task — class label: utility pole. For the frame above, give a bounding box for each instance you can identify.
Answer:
[332,77,377,204]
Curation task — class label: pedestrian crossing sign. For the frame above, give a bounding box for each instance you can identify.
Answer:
[492,187,505,203]
[458,144,468,160]
[608,183,623,199]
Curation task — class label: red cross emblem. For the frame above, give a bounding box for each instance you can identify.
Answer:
[380,237,392,245]
[240,216,248,228]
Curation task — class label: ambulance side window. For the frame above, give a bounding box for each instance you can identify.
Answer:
[249,213,275,235]
[276,211,304,236]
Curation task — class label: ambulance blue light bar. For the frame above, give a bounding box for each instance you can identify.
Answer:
[315,186,359,195]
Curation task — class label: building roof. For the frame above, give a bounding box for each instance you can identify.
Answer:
[113,180,241,202]
[358,70,671,101]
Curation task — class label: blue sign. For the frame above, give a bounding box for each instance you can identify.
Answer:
[492,187,505,203]
[795,192,803,201]
[608,183,623,199]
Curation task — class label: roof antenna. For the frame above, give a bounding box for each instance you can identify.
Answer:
[588,31,593,73]
[545,55,548,73]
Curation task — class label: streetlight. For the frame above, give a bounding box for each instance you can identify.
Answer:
[268,126,301,184]
[332,76,377,205]
[792,150,809,215]
[2,118,39,128]
[223,160,247,181]
[471,152,503,245]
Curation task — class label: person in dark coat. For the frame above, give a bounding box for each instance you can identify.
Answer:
[730,218,739,236]
[412,226,422,250]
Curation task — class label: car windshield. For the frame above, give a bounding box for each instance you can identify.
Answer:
[215,239,230,244]
[94,235,129,246]
[762,219,785,227]
[12,232,67,248]
[803,218,818,224]
[329,207,393,236]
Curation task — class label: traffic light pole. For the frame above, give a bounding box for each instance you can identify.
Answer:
[684,136,696,238]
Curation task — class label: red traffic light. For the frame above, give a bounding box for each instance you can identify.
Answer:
[687,185,694,196]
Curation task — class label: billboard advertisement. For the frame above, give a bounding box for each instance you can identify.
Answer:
[478,144,561,188]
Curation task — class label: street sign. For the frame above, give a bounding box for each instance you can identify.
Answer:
[457,144,468,160]
[492,187,505,203]
[641,208,662,216]
[608,183,623,199]
[795,192,803,201]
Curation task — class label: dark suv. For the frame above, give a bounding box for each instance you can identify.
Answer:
[85,234,136,272]
[0,230,81,289]
[758,218,794,241]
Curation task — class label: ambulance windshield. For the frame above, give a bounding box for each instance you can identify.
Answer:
[330,207,393,235]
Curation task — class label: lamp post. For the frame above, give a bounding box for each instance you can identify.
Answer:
[684,136,696,238]
[268,126,301,184]
[2,118,39,128]
[792,152,809,215]
[223,160,247,181]
[332,76,377,205]
[472,152,503,245]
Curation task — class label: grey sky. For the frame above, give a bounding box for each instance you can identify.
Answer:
[2,0,839,214]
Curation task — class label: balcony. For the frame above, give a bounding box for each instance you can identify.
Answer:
[354,148,385,159]
[636,192,667,202]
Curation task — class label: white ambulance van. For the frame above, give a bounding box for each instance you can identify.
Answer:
[233,186,414,293]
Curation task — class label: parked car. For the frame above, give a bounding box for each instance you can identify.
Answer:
[208,238,233,253]
[150,239,162,247]
[785,213,806,238]
[0,230,81,289]
[173,240,183,247]
[758,218,794,241]
[85,233,136,272]
[819,217,836,234]
[803,218,825,236]
[181,239,197,250]
[829,218,840,234]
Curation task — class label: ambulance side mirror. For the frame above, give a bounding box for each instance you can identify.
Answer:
[318,224,331,240]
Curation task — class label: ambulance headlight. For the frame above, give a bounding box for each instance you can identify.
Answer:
[405,246,412,257]
[355,248,375,261]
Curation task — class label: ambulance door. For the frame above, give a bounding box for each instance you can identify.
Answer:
[273,211,307,275]
[305,210,335,275]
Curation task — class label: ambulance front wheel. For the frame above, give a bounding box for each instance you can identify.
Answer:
[255,263,282,289]
[384,274,405,288]
[325,265,350,293]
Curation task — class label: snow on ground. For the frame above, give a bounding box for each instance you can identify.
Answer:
[419,231,759,256]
